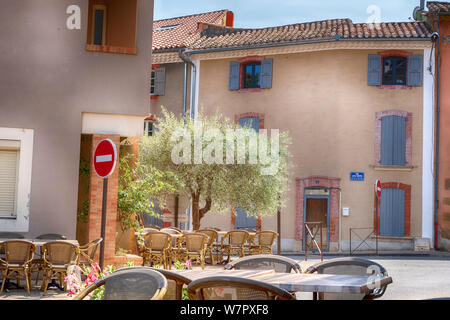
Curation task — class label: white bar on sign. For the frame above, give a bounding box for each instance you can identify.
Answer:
[96,154,113,163]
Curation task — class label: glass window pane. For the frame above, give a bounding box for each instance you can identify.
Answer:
[244,64,253,88]
[255,64,261,88]
[382,59,393,85]
[395,58,406,85]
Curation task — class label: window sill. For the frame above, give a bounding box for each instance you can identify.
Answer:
[0,216,17,220]
[236,88,264,93]
[86,44,137,55]
[376,85,412,90]
[150,95,159,100]
[371,165,415,171]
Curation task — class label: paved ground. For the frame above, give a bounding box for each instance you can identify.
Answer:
[1,254,449,300]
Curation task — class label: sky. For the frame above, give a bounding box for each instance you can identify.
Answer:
[154,0,425,28]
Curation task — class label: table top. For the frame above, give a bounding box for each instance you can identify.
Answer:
[0,239,79,246]
[169,268,393,294]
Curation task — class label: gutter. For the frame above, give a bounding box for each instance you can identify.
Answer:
[185,37,432,55]
[178,49,197,119]
[434,14,442,250]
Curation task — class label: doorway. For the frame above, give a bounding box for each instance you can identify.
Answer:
[303,188,330,251]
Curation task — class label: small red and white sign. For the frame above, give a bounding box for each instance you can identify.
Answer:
[375,180,382,198]
[93,139,117,178]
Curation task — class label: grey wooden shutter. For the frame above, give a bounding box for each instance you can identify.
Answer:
[380,188,405,237]
[368,54,382,86]
[235,208,257,229]
[260,58,273,89]
[238,117,261,132]
[153,67,166,95]
[407,54,423,86]
[381,115,406,166]
[229,61,241,90]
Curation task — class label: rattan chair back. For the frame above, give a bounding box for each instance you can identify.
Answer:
[43,241,78,265]
[226,230,250,246]
[1,240,35,264]
[197,229,218,245]
[74,268,167,300]
[160,227,182,235]
[144,232,172,251]
[79,238,102,264]
[255,231,278,246]
[184,233,209,252]
[224,254,301,273]
[187,276,295,300]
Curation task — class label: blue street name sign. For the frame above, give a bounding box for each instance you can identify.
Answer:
[350,172,365,181]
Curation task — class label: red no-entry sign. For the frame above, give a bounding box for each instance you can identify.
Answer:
[375,180,382,199]
[93,139,117,178]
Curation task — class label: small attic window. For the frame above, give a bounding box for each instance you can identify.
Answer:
[155,24,179,31]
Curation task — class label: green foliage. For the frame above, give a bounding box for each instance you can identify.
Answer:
[117,154,178,231]
[139,108,291,229]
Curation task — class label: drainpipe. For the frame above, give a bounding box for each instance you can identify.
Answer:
[434,14,441,250]
[178,49,197,119]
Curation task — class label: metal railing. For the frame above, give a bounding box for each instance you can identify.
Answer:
[349,227,378,256]
[304,222,323,261]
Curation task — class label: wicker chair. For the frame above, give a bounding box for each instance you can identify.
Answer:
[0,233,25,257]
[176,233,209,270]
[305,257,389,300]
[40,241,79,295]
[187,276,296,300]
[73,268,167,300]
[0,240,35,295]
[142,232,173,269]
[221,230,250,263]
[248,231,278,255]
[32,233,68,284]
[197,229,219,265]
[160,227,182,235]
[78,238,103,267]
[115,266,191,300]
[224,254,302,273]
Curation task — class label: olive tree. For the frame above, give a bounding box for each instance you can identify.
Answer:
[139,109,291,230]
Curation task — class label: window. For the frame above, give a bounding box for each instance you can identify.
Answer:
[154,25,179,32]
[87,0,138,54]
[151,67,166,96]
[381,115,406,166]
[92,5,107,46]
[144,121,154,136]
[244,62,261,88]
[229,58,273,91]
[0,128,33,232]
[368,53,423,87]
[0,141,20,218]
[382,57,407,85]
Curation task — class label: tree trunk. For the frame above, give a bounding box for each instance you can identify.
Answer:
[192,194,200,230]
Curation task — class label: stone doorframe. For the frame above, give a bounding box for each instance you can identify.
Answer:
[295,176,340,243]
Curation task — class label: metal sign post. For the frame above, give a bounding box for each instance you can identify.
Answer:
[93,139,117,270]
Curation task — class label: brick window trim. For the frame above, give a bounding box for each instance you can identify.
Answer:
[373,182,411,237]
[376,50,413,89]
[294,176,341,242]
[237,56,266,93]
[375,110,412,166]
[230,112,265,229]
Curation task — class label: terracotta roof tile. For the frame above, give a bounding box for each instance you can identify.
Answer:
[153,10,232,51]
[189,19,432,51]
[427,1,450,12]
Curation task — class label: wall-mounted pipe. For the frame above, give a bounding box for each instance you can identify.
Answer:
[434,14,441,250]
[178,49,197,119]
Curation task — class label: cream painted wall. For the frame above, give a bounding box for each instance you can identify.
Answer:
[197,49,425,250]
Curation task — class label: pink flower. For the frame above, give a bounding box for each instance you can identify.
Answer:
[184,259,192,270]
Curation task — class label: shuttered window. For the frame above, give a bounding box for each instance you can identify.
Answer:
[368,54,423,87]
[381,115,406,166]
[152,67,166,96]
[0,141,20,217]
[235,117,259,229]
[380,188,405,237]
[229,59,273,90]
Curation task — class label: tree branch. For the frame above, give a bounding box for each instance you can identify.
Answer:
[199,196,212,219]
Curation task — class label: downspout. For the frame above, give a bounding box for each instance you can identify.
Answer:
[434,14,441,250]
[178,49,197,119]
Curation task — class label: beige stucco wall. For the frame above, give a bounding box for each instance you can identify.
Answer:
[196,48,424,251]
[0,0,153,238]
[151,62,191,119]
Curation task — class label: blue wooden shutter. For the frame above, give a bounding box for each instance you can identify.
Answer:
[153,67,165,95]
[380,188,405,237]
[381,116,406,166]
[260,58,273,89]
[407,54,423,86]
[229,62,241,90]
[368,54,382,86]
[235,117,259,229]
